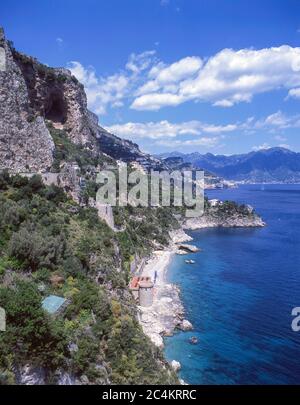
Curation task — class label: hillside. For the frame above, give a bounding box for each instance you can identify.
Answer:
[158,148,300,183]
[0,26,180,385]
[0,27,264,385]
[0,172,180,384]
[161,156,237,189]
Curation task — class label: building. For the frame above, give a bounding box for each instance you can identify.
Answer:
[139,279,154,307]
[129,276,154,307]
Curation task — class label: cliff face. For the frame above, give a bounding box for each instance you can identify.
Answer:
[0,28,55,172]
[0,27,152,174]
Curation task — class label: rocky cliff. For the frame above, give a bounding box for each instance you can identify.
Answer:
[0,28,55,172]
[0,27,156,174]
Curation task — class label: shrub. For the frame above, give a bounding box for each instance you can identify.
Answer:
[0,281,68,369]
[9,227,66,271]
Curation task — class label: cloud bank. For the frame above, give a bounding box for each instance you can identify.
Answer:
[68,46,300,114]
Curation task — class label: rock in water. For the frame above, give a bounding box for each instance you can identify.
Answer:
[179,319,193,331]
[189,336,198,345]
[170,360,181,372]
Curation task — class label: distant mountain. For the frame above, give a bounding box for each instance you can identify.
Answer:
[160,156,237,189]
[157,148,300,183]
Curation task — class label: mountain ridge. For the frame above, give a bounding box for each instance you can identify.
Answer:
[157,147,300,183]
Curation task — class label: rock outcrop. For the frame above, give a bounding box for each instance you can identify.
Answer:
[183,200,265,230]
[0,28,55,172]
[170,360,181,372]
[183,212,265,230]
[0,27,157,174]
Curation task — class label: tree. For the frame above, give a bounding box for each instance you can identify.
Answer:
[0,281,68,370]
[9,227,66,271]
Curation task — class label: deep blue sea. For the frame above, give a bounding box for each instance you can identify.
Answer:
[164,184,300,384]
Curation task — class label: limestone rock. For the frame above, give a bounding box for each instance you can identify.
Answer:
[183,214,265,230]
[170,360,181,372]
[179,319,193,331]
[0,27,155,175]
[0,31,54,172]
[16,365,46,385]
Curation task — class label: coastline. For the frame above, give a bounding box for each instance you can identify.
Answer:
[183,214,265,230]
[138,215,265,350]
[138,228,193,349]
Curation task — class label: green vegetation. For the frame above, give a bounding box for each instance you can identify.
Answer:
[208,199,254,217]
[48,124,114,173]
[0,172,177,385]
[115,205,179,264]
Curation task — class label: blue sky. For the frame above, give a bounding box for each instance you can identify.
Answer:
[2,0,300,154]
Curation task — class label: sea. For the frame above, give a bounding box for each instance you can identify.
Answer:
[164,184,300,384]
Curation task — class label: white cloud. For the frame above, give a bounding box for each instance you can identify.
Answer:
[101,110,300,151]
[255,110,300,130]
[68,45,300,114]
[132,57,202,109]
[134,56,202,98]
[125,50,157,74]
[274,135,287,142]
[287,87,300,99]
[160,0,170,6]
[103,111,300,151]
[105,111,300,143]
[56,37,64,51]
[156,137,221,148]
[105,120,238,140]
[252,143,271,151]
[150,56,202,84]
[131,46,300,110]
[213,99,234,107]
[131,93,182,110]
[68,50,157,115]
[68,61,130,115]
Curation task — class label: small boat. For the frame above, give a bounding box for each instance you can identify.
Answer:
[185,259,196,264]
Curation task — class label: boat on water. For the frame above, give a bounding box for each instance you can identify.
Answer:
[185,259,196,264]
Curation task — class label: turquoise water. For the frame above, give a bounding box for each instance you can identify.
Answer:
[164,184,300,384]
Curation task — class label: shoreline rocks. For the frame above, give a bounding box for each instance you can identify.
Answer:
[138,282,185,348]
[170,360,181,372]
[176,244,200,253]
[178,319,193,331]
[138,213,265,353]
[183,214,265,230]
[138,228,193,349]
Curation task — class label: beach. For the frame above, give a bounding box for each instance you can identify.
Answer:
[138,228,193,348]
[137,212,265,350]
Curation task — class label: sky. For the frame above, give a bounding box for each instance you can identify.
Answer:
[2,0,300,155]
